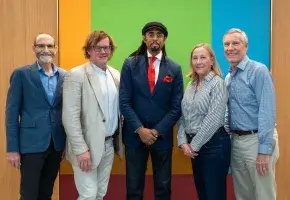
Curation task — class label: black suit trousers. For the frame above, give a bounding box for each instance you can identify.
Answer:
[19,141,62,200]
[125,145,172,200]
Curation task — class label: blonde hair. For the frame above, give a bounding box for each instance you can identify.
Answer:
[187,43,222,79]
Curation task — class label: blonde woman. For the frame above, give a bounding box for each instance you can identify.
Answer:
[178,43,230,200]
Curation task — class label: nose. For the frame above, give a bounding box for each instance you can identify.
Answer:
[196,58,202,64]
[42,46,49,52]
[228,43,234,50]
[100,48,106,53]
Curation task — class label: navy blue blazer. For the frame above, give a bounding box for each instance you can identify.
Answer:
[119,55,184,150]
[5,62,66,154]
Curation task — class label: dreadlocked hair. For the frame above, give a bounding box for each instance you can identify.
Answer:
[129,41,167,67]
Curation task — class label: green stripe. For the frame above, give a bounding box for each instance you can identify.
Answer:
[91,0,211,85]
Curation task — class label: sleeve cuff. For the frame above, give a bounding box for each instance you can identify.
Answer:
[258,144,272,155]
[177,135,187,147]
[190,142,200,152]
[135,126,143,133]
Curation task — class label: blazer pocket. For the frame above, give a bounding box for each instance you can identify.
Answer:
[20,121,36,128]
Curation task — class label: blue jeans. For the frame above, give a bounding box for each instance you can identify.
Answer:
[188,127,231,200]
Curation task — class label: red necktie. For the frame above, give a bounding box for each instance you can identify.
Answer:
[148,56,157,93]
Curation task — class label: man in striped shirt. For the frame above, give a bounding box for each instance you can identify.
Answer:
[224,28,279,200]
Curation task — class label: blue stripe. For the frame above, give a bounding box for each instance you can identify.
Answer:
[211,0,271,77]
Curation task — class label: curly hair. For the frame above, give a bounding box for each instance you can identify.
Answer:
[82,30,117,59]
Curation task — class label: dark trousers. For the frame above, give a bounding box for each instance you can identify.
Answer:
[20,141,62,200]
[189,127,231,200]
[125,145,172,200]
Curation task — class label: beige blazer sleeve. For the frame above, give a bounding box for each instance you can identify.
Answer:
[62,69,88,155]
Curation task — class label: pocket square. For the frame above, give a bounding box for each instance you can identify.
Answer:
[163,76,173,83]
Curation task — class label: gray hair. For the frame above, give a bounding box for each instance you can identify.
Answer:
[223,28,248,45]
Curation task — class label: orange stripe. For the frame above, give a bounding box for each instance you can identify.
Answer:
[58,0,90,70]
[59,0,90,174]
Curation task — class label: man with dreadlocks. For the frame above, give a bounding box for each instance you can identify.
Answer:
[119,21,184,200]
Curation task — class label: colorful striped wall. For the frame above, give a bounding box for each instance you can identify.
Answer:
[59,0,271,174]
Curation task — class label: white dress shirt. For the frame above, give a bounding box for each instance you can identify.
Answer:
[92,63,118,137]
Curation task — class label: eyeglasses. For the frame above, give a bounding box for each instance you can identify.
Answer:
[146,32,164,39]
[92,45,112,52]
[34,44,56,50]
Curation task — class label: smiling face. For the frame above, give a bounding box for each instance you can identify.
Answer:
[223,32,248,66]
[191,46,213,79]
[32,34,57,64]
[87,37,111,68]
[143,28,166,55]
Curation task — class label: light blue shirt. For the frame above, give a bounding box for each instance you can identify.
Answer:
[92,63,118,136]
[37,62,59,105]
[225,56,276,155]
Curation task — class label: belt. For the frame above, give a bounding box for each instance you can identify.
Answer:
[105,136,112,141]
[232,130,258,136]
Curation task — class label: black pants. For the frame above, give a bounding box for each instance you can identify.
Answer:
[20,141,62,200]
[188,127,231,200]
[125,145,172,200]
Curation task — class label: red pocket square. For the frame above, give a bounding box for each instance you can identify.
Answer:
[163,76,173,83]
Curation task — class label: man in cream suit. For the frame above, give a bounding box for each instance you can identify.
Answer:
[62,30,123,200]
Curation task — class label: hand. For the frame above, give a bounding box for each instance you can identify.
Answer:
[181,144,198,159]
[6,152,21,170]
[151,129,159,138]
[76,151,91,172]
[137,127,157,145]
[61,151,66,162]
[256,154,270,176]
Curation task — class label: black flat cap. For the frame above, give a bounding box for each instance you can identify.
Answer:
[142,21,168,37]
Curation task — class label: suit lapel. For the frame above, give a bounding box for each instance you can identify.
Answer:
[108,67,119,89]
[85,63,106,117]
[52,68,65,106]
[137,57,152,97]
[30,62,50,105]
[152,59,167,96]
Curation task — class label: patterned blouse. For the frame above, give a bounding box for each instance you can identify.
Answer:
[177,71,228,151]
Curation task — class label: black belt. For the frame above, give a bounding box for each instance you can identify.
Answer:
[105,136,112,141]
[232,130,258,136]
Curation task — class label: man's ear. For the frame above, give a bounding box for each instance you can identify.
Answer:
[142,35,146,42]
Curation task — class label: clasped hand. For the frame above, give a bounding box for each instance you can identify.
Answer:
[181,144,198,159]
[137,127,158,146]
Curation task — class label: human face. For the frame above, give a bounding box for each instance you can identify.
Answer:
[143,28,166,55]
[33,34,57,64]
[191,47,213,79]
[223,32,247,66]
[87,37,111,68]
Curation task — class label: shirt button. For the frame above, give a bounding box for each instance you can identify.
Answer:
[102,119,106,122]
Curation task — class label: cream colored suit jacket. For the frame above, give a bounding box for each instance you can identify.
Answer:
[62,62,123,169]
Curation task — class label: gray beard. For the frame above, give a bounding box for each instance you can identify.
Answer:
[39,55,53,63]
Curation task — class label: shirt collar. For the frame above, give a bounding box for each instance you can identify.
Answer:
[147,51,162,60]
[204,71,215,82]
[229,55,250,72]
[194,71,215,84]
[91,62,108,74]
[37,61,58,74]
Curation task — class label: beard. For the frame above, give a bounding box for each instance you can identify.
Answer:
[150,42,161,52]
[150,46,160,52]
[38,54,53,63]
